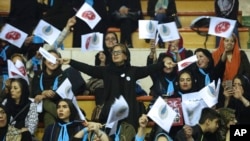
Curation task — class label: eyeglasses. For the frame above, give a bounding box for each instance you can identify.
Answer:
[111,50,124,56]
[105,37,116,41]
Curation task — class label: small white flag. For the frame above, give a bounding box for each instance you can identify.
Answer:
[147,96,177,133]
[81,32,103,52]
[157,22,180,42]
[0,24,28,48]
[178,55,198,72]
[33,20,61,45]
[56,78,74,100]
[181,92,208,126]
[76,2,101,29]
[200,79,221,108]
[39,47,57,64]
[7,60,29,84]
[208,17,236,38]
[139,20,158,39]
[72,96,86,121]
[106,95,129,125]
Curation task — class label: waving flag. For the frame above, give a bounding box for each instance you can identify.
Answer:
[208,17,236,38]
[76,2,101,29]
[8,60,29,84]
[178,55,198,71]
[199,79,221,108]
[0,24,28,48]
[81,32,103,52]
[181,92,208,126]
[33,20,61,45]
[139,20,158,39]
[147,96,177,132]
[38,47,57,64]
[106,95,129,124]
[157,22,180,42]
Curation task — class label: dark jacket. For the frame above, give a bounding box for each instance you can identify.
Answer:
[43,121,83,141]
[69,59,165,128]
[147,0,178,21]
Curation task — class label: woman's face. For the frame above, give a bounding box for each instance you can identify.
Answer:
[111,46,127,65]
[179,72,192,91]
[105,33,117,49]
[162,57,174,73]
[98,52,106,63]
[0,107,7,127]
[10,81,22,102]
[57,101,71,122]
[196,51,209,69]
[233,78,244,93]
[45,52,60,71]
[224,36,235,51]
[168,39,180,53]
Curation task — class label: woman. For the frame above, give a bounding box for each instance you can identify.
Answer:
[43,98,108,141]
[218,74,250,124]
[104,32,119,53]
[103,32,119,64]
[0,104,33,141]
[3,78,38,136]
[106,0,143,48]
[212,34,250,85]
[0,53,28,103]
[176,70,198,95]
[31,49,67,128]
[146,54,178,140]
[148,53,178,98]
[166,36,193,62]
[190,48,226,91]
[43,99,83,141]
[60,43,172,138]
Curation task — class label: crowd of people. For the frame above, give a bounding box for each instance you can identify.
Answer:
[0,0,248,141]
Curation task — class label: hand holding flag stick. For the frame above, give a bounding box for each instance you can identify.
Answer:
[65,16,77,31]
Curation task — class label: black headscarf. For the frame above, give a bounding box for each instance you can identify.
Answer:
[194,48,214,71]
[56,98,81,122]
[5,78,31,129]
[176,70,198,94]
[0,104,10,141]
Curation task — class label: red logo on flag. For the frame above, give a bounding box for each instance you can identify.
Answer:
[215,21,230,33]
[11,66,26,76]
[5,31,21,40]
[85,36,91,49]
[82,11,95,20]
[181,62,192,68]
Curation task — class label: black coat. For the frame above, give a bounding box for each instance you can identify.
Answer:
[69,59,165,127]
